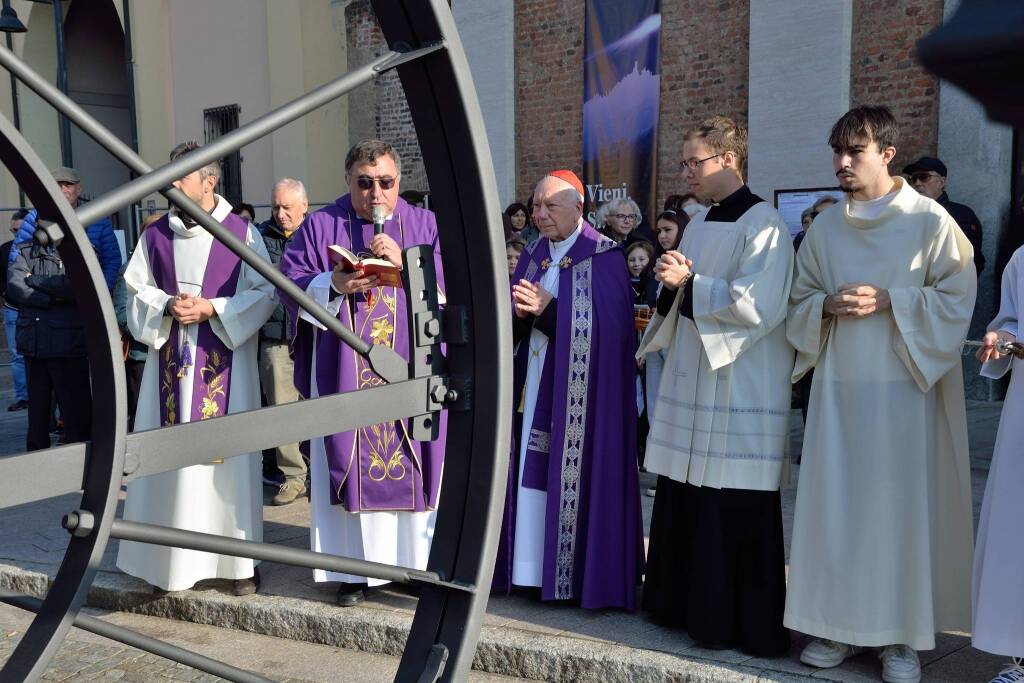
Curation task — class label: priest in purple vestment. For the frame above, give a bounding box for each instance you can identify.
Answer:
[493,169,644,610]
[279,140,446,607]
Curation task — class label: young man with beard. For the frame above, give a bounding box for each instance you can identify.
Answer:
[785,106,976,683]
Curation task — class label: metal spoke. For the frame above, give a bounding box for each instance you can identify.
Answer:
[0,43,411,383]
[0,592,270,683]
[97,519,474,593]
[75,41,445,227]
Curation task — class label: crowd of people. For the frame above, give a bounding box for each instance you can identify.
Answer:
[0,105,1020,683]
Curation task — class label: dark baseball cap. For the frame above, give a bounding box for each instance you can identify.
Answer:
[902,156,947,177]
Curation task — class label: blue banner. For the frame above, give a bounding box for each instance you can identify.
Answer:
[582,0,661,232]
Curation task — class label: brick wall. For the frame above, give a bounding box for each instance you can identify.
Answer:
[656,0,750,209]
[850,0,945,172]
[344,1,428,192]
[513,0,586,204]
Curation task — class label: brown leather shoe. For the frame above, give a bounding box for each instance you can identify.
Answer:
[272,479,307,506]
[233,567,261,596]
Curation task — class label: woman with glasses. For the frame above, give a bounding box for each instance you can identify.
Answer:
[596,197,643,245]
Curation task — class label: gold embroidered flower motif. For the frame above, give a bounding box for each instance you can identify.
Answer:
[198,351,227,420]
[370,318,395,346]
[161,344,178,424]
[559,256,573,269]
[540,258,552,270]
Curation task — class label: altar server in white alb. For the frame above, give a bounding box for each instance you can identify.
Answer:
[638,115,794,656]
[973,245,1024,683]
[785,106,976,683]
[117,142,276,596]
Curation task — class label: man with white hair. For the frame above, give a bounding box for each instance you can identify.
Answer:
[493,169,644,610]
[258,178,309,505]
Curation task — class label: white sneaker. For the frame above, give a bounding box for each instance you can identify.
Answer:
[880,644,921,683]
[800,638,862,668]
[990,659,1024,683]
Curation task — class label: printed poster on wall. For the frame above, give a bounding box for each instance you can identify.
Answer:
[582,0,661,233]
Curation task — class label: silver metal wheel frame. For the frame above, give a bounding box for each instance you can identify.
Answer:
[0,2,511,681]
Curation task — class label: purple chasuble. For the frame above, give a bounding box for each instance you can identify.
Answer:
[145,213,250,425]
[279,195,447,512]
[494,222,644,611]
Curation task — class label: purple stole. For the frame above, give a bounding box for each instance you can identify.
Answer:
[146,213,249,426]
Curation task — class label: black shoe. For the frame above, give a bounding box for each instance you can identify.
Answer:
[7,399,27,412]
[336,582,366,607]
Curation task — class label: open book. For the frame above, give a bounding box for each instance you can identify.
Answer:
[327,244,403,288]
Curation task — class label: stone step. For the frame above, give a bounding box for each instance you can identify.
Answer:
[0,561,820,683]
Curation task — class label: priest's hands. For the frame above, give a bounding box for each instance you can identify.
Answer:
[167,294,216,324]
[654,251,693,290]
[369,234,403,268]
[976,330,1016,363]
[512,280,553,319]
[332,268,379,294]
[823,283,891,318]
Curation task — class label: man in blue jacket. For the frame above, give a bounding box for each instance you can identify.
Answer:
[8,167,121,291]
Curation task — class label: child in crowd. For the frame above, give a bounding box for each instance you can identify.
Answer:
[506,238,526,277]
[626,239,658,308]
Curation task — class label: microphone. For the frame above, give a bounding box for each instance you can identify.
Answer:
[372,205,386,236]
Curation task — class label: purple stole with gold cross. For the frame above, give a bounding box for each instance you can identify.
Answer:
[145,213,249,426]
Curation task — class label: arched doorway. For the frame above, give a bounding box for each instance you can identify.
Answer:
[64,0,132,240]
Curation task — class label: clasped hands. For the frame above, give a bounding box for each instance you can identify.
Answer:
[331,234,402,295]
[654,251,693,290]
[976,330,1017,363]
[512,280,553,319]
[167,294,215,324]
[823,283,890,318]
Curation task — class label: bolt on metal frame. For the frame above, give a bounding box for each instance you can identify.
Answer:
[0,1,511,681]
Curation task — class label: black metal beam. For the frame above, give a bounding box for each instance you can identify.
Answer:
[371,1,513,681]
[0,111,126,683]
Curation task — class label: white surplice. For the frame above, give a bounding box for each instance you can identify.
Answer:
[116,196,276,591]
[299,272,435,586]
[512,223,582,587]
[784,178,977,650]
[637,204,794,491]
[974,245,1024,657]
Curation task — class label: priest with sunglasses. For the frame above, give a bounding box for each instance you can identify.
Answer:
[279,139,446,607]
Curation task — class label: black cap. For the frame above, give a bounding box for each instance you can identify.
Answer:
[902,156,947,177]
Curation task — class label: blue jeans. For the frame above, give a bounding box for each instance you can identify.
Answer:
[4,306,27,401]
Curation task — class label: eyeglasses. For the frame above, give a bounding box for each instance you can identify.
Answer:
[355,175,397,191]
[908,172,939,184]
[679,154,721,171]
[612,213,639,222]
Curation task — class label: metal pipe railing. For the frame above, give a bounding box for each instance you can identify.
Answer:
[0,592,270,683]
[100,518,475,593]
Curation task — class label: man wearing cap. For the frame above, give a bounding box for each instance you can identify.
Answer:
[493,169,644,610]
[9,166,122,290]
[904,156,985,275]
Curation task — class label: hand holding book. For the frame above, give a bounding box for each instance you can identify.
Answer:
[328,243,402,289]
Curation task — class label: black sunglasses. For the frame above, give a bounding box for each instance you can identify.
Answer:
[356,175,397,191]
